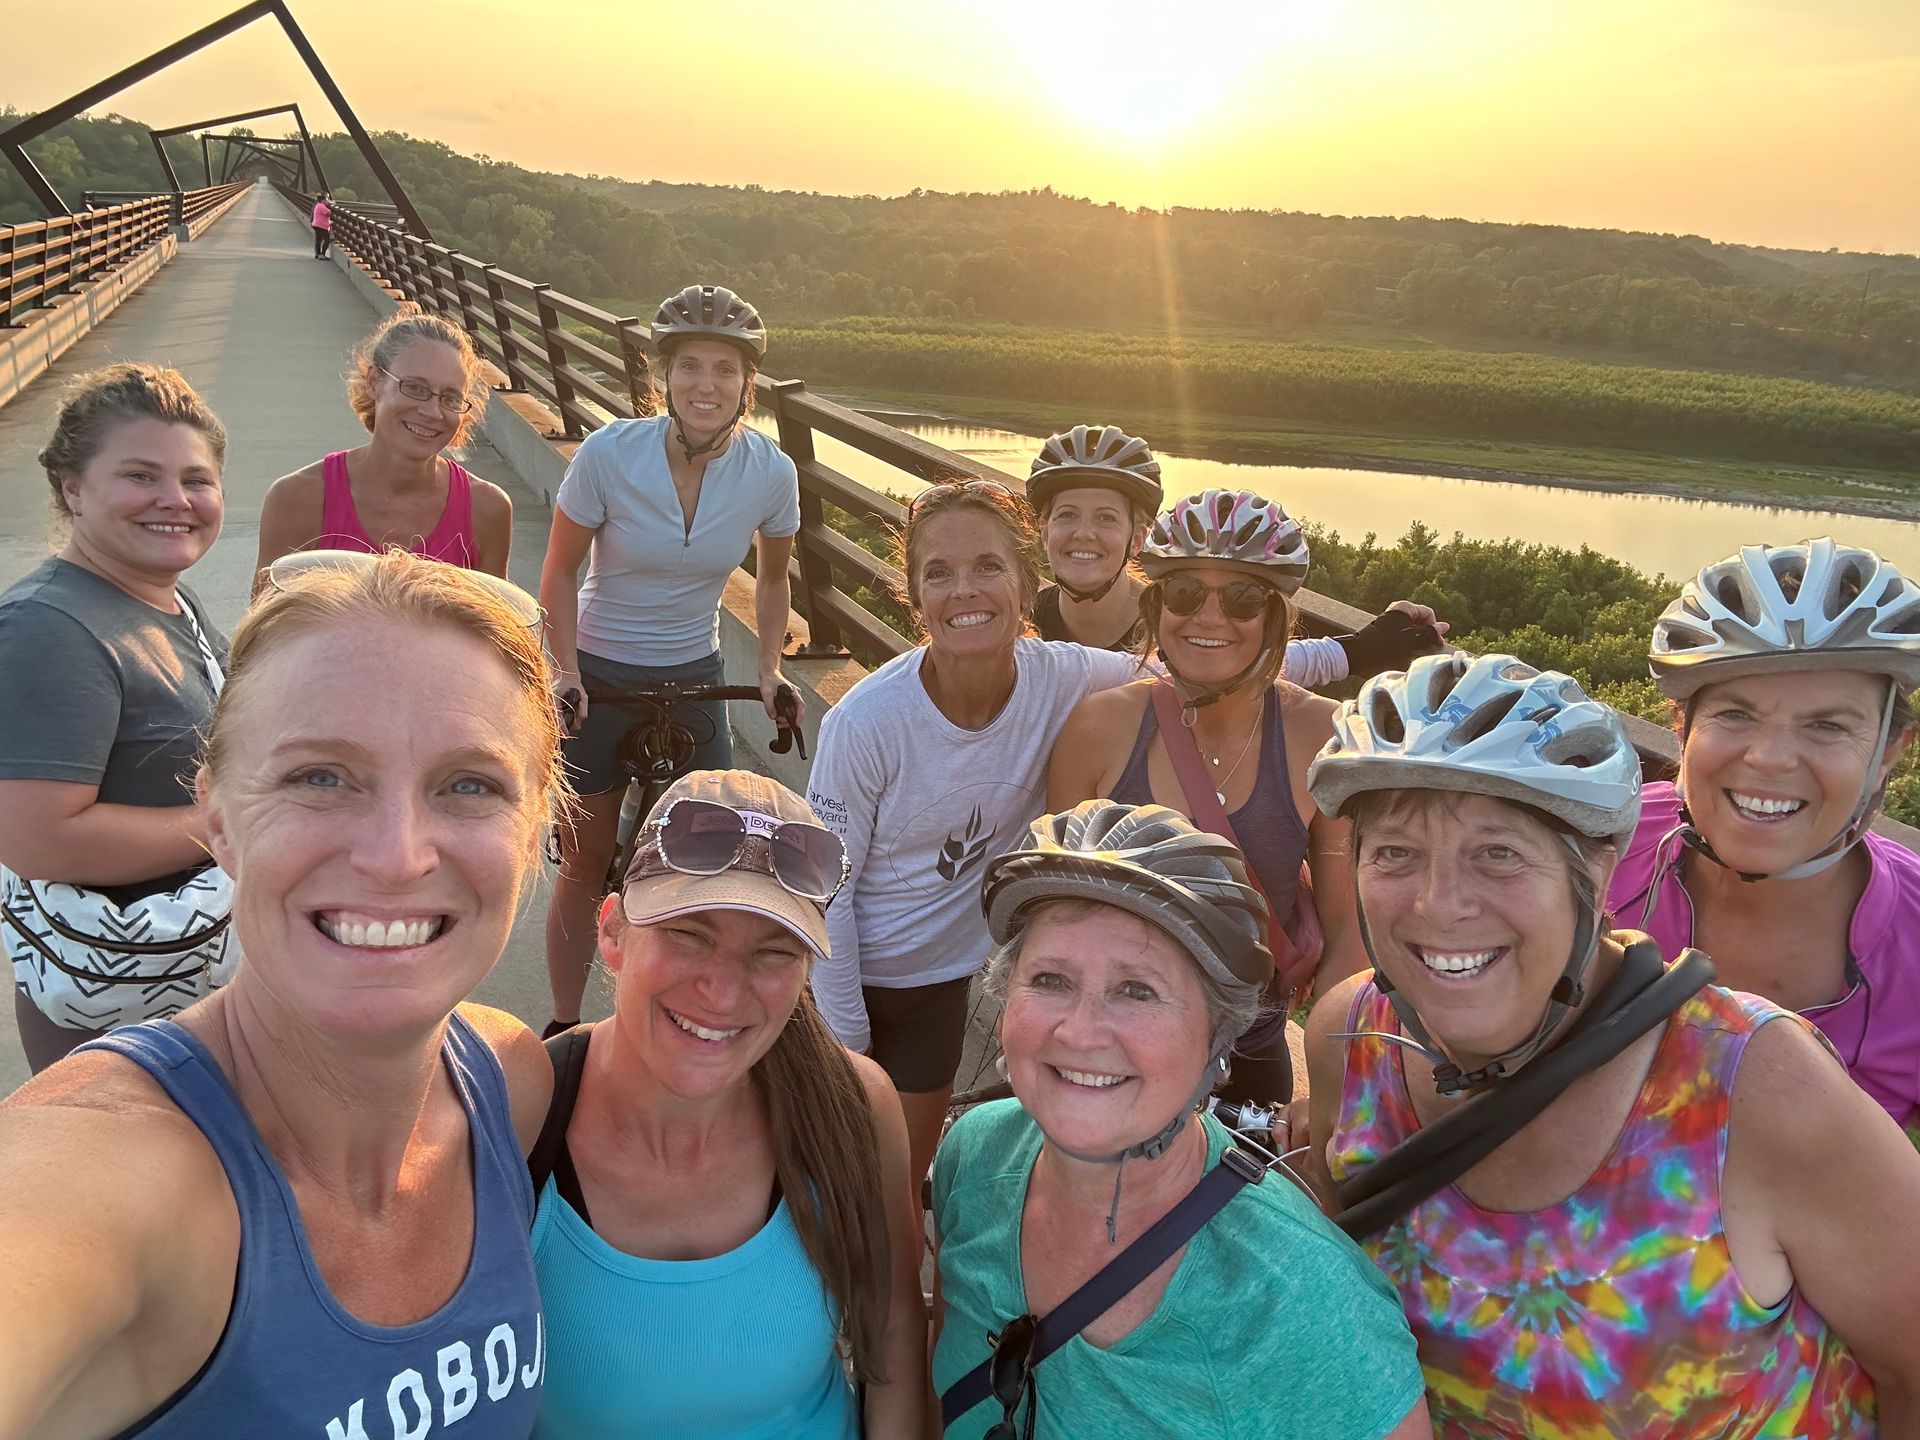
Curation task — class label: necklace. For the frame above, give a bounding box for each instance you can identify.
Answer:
[1188,699,1263,805]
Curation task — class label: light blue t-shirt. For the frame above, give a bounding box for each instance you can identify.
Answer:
[556,415,800,666]
[933,1100,1426,1440]
[530,1178,857,1440]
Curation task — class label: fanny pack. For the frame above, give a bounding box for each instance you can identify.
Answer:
[2,592,240,1031]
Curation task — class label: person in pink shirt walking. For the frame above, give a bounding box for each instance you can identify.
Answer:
[310,191,332,258]
[255,307,514,580]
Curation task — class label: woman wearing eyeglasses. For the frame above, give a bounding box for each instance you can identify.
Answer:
[1048,490,1383,1102]
[529,769,928,1440]
[1607,540,1920,1140]
[932,802,1428,1440]
[255,305,515,579]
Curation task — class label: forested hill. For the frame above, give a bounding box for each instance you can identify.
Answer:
[7,109,1919,384]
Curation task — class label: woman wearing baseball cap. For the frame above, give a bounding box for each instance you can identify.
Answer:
[528,770,929,1439]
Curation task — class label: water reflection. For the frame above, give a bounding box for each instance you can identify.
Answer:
[757,416,1920,582]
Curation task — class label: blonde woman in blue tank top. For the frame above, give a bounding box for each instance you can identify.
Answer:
[529,769,929,1440]
[0,553,561,1438]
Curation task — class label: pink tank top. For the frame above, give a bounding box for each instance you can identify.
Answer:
[317,451,479,568]
[1328,978,1876,1439]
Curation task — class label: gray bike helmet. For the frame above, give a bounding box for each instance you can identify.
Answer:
[1139,489,1310,594]
[1650,538,1920,700]
[1309,654,1641,1096]
[651,284,768,360]
[1027,425,1164,518]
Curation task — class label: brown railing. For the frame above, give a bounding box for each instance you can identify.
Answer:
[279,183,1920,846]
[2,197,170,326]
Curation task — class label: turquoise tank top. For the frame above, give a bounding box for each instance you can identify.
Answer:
[79,1015,545,1439]
[531,1179,857,1439]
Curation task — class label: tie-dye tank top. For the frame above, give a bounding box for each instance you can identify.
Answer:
[1327,977,1876,1439]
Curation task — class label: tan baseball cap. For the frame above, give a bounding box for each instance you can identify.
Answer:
[620,769,837,959]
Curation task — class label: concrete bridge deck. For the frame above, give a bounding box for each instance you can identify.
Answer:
[0,184,584,1093]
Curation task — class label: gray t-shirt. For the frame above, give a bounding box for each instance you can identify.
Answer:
[0,557,225,809]
[556,416,801,667]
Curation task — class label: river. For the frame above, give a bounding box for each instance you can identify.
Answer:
[767,417,1920,582]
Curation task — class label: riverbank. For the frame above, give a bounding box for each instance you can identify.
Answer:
[819,384,1920,522]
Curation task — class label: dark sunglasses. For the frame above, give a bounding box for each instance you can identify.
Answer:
[627,797,849,906]
[983,1314,1038,1440]
[1153,573,1277,623]
[905,477,1019,523]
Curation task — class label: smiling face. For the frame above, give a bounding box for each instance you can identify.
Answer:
[911,507,1029,660]
[598,904,810,1100]
[369,339,471,458]
[60,417,223,584]
[1043,486,1143,590]
[665,338,751,444]
[1000,903,1213,1156]
[1354,791,1608,1070]
[201,616,546,1038]
[1680,669,1901,874]
[1153,562,1274,688]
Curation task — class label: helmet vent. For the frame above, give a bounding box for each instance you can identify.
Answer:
[1369,689,1406,744]
[1537,723,1615,770]
[1456,690,1523,745]
[1661,620,1715,652]
[1426,659,1466,714]
[1714,573,1759,623]
[1770,553,1805,603]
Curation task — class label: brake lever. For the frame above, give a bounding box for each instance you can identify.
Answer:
[769,683,807,760]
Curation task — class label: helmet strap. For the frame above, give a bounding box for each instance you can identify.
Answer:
[1160,643,1275,715]
[664,374,751,466]
[1056,568,1126,604]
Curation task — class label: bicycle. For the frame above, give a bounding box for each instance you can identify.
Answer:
[555,675,807,896]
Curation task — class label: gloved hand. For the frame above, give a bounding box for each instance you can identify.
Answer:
[1334,604,1449,678]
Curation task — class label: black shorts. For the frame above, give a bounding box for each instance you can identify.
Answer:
[863,976,972,1094]
[560,649,732,796]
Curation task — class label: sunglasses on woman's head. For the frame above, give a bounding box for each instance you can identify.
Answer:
[1153,573,1277,623]
[265,549,544,628]
[983,1314,1038,1440]
[905,477,1020,523]
[628,797,849,906]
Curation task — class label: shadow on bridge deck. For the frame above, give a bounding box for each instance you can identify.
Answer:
[0,182,576,1092]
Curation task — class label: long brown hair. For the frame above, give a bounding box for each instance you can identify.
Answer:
[749,988,893,1383]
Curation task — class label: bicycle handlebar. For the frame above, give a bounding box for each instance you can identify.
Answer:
[561,678,806,759]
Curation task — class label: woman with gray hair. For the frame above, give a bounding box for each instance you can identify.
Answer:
[930,799,1427,1439]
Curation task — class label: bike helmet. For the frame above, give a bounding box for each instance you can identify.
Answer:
[650,284,767,360]
[1139,489,1309,594]
[1309,654,1640,1095]
[1310,652,1643,846]
[1027,425,1164,518]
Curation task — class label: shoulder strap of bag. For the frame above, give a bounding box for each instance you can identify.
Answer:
[940,1147,1263,1426]
[1149,682,1309,997]
[174,590,224,695]
[1332,941,1713,1238]
[528,1026,593,1200]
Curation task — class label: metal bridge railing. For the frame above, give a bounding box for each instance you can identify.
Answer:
[2,197,171,327]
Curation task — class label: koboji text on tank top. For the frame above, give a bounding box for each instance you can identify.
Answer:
[323,1312,544,1440]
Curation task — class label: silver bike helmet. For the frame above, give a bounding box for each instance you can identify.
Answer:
[651,284,767,360]
[1309,654,1641,1095]
[1139,489,1310,594]
[1027,425,1164,518]
[1650,538,1920,700]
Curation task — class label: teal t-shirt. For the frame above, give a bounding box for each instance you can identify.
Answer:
[932,1100,1425,1440]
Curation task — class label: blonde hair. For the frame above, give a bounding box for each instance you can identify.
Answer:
[346,305,486,448]
[205,551,565,829]
[37,363,228,519]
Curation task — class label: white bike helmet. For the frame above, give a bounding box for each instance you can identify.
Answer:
[1140,489,1310,594]
[1309,654,1641,1095]
[1027,424,1164,518]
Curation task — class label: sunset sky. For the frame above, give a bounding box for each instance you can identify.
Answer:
[3,0,1915,255]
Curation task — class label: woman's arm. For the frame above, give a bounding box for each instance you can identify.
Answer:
[1307,810,1369,994]
[471,477,515,579]
[0,780,206,887]
[1731,1019,1920,1434]
[850,1055,932,1439]
[753,531,802,724]
[1045,692,1121,811]
[252,466,325,594]
[807,708,881,1052]
[1301,972,1368,1209]
[538,508,598,733]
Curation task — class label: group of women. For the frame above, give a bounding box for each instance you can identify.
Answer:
[0,274,1916,1439]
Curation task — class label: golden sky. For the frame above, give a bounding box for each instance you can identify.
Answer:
[3,0,1916,254]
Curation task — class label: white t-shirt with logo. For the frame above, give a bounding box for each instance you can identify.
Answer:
[806,637,1142,1051]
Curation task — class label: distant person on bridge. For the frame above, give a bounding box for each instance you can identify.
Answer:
[0,365,237,1072]
[538,284,801,1038]
[254,306,514,578]
[0,552,558,1438]
[1028,423,1448,683]
[1609,538,1920,1141]
[311,190,332,258]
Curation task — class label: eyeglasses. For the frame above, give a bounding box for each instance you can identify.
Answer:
[1152,573,1278,623]
[265,549,544,628]
[377,365,475,415]
[905,477,1021,523]
[983,1314,1038,1440]
[628,797,850,906]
